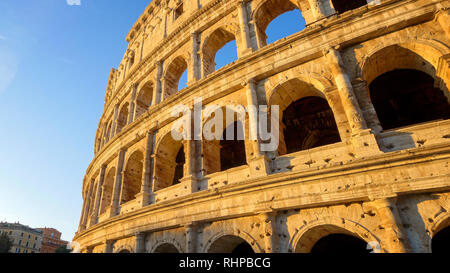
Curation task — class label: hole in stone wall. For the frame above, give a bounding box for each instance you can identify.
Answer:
[369,69,450,130]
[208,235,255,253]
[282,96,341,154]
[154,243,179,253]
[172,146,185,185]
[220,121,247,171]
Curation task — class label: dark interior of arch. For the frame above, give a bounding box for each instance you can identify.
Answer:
[311,234,371,253]
[172,146,185,185]
[283,96,341,154]
[154,243,179,253]
[220,121,246,171]
[332,0,367,14]
[121,152,143,204]
[432,225,450,253]
[118,249,131,254]
[369,69,450,130]
[208,235,255,253]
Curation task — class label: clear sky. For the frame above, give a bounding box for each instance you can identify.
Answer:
[0,0,305,242]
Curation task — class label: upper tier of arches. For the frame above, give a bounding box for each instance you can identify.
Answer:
[95,0,377,153]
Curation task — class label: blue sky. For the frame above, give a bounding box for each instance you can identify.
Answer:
[0,1,305,241]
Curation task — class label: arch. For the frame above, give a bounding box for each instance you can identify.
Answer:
[369,69,450,130]
[135,81,153,119]
[201,106,249,175]
[105,120,113,143]
[116,102,130,134]
[202,26,238,77]
[203,230,262,253]
[267,78,341,155]
[331,0,367,14]
[164,56,188,98]
[99,167,116,215]
[310,233,371,253]
[115,245,134,253]
[152,242,181,253]
[428,213,450,253]
[290,217,380,253]
[154,132,184,191]
[253,0,306,47]
[120,150,144,204]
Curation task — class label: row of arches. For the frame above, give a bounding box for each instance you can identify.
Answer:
[97,0,375,152]
[88,42,450,224]
[116,221,450,253]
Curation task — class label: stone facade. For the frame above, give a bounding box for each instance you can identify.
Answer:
[74,0,450,253]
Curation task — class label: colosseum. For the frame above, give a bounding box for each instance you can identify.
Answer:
[74,0,450,253]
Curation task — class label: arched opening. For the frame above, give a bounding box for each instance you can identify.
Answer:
[220,121,247,171]
[432,225,450,253]
[120,151,144,204]
[116,103,129,133]
[135,82,153,119]
[164,56,188,98]
[369,69,450,130]
[100,168,116,215]
[118,249,131,254]
[154,134,184,191]
[269,78,341,156]
[331,0,367,14]
[282,96,341,154]
[265,9,306,45]
[254,0,306,47]
[294,224,373,253]
[311,234,371,253]
[105,121,112,143]
[172,146,185,185]
[202,27,238,77]
[208,235,255,254]
[154,243,179,253]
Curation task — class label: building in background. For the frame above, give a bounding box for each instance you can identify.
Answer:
[36,227,69,253]
[0,222,43,253]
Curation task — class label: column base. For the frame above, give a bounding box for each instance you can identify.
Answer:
[180,175,198,196]
[349,129,383,158]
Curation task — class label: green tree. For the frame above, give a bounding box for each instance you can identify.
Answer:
[55,245,71,253]
[0,233,13,253]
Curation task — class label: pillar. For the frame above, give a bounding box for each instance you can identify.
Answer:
[104,240,115,253]
[189,32,201,84]
[135,233,146,253]
[370,198,410,253]
[136,131,155,207]
[260,212,279,253]
[245,79,261,158]
[110,104,120,138]
[81,180,95,229]
[185,224,198,253]
[352,79,383,133]
[237,0,254,56]
[128,85,138,123]
[307,0,326,20]
[436,8,450,39]
[88,165,107,226]
[326,47,368,135]
[153,61,164,105]
[110,149,126,217]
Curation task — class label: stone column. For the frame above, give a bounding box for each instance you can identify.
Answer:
[326,48,368,135]
[81,180,95,229]
[78,185,89,232]
[352,79,383,133]
[185,224,198,253]
[370,198,410,253]
[307,0,326,20]
[152,61,164,106]
[128,85,138,123]
[180,112,198,195]
[137,131,155,207]
[237,0,253,56]
[189,32,201,84]
[260,212,279,253]
[104,240,115,253]
[245,79,261,158]
[88,165,107,226]
[135,233,146,253]
[110,149,126,217]
[110,103,120,138]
